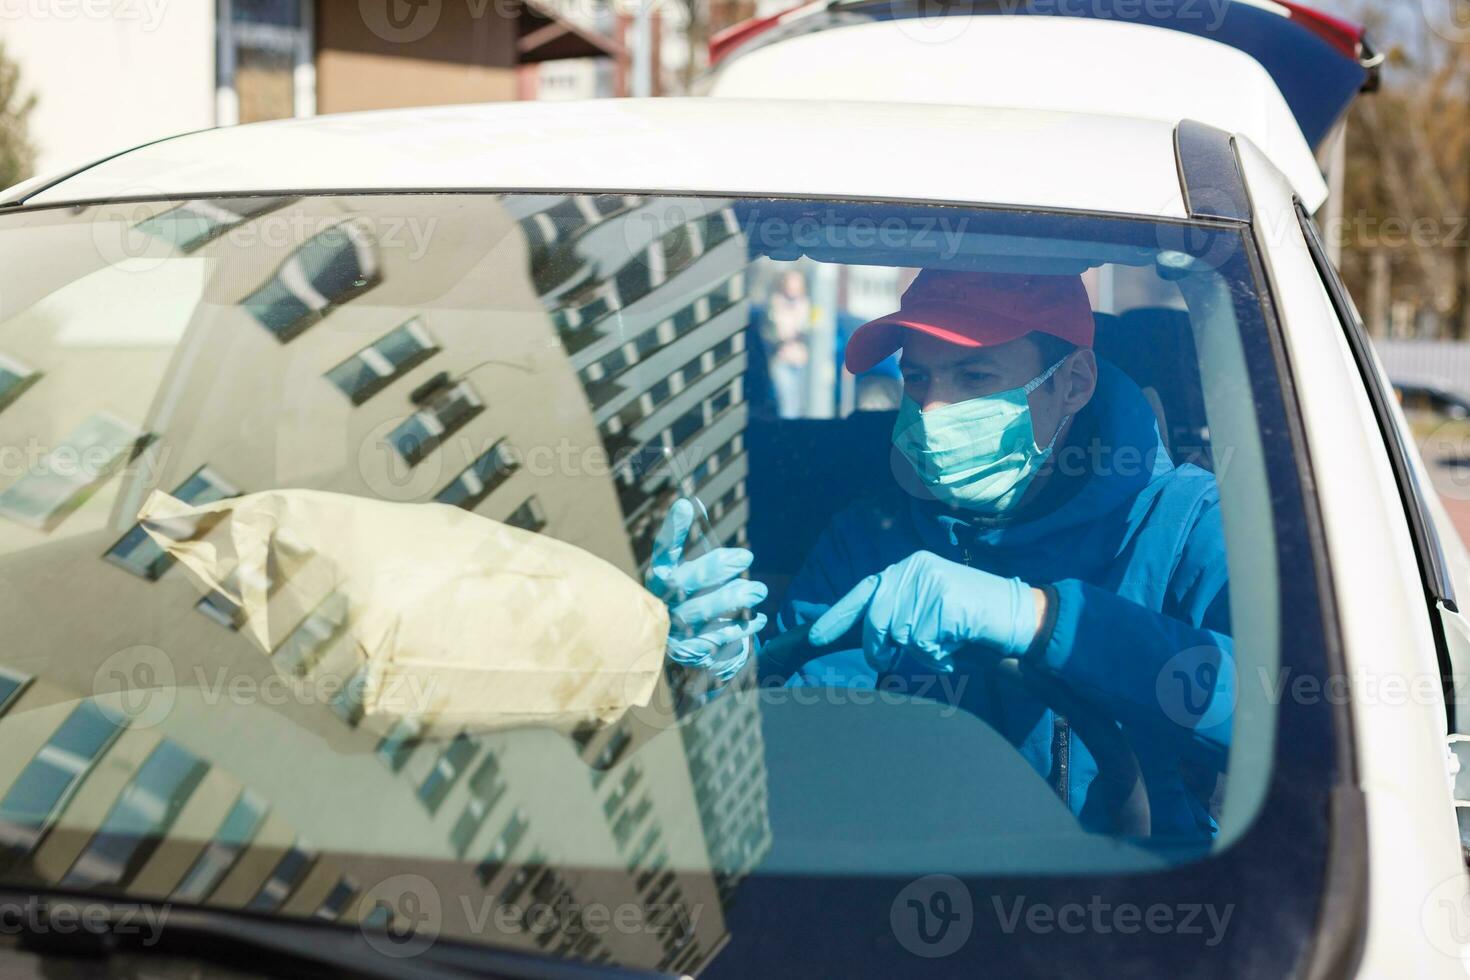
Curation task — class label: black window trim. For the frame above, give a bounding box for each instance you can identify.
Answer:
[1174,120,1252,222]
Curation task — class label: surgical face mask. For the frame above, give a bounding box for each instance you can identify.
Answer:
[893,357,1070,515]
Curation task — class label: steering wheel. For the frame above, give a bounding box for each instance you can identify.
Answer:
[755,622,1151,838]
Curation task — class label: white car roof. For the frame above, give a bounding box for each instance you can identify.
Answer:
[706,18,1330,211]
[6,99,1198,220]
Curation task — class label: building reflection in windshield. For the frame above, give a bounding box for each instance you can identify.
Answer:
[0,194,771,974]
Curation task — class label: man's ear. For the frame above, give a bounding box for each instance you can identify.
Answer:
[1058,348,1098,415]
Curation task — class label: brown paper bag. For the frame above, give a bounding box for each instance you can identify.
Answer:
[138,488,669,735]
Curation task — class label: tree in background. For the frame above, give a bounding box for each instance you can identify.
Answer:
[664,0,756,91]
[1336,0,1470,338]
[0,40,36,189]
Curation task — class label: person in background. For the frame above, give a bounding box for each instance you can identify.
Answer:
[766,270,812,418]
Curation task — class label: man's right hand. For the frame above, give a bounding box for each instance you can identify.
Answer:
[646,499,767,681]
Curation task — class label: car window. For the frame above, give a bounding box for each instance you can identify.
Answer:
[1297,205,1458,616]
[0,194,1328,974]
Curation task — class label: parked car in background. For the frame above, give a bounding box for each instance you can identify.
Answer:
[1395,382,1470,421]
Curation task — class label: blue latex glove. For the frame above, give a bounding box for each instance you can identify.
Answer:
[808,551,1038,674]
[646,499,767,681]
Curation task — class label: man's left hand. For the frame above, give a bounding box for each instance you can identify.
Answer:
[807,551,1042,673]
[647,499,767,681]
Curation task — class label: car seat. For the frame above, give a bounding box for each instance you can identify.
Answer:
[1093,308,1212,472]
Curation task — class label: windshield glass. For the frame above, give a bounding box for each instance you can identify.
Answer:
[0,193,1316,974]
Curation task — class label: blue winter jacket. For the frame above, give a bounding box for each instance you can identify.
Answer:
[772,361,1232,840]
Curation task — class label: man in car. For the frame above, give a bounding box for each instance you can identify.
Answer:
[647,270,1232,840]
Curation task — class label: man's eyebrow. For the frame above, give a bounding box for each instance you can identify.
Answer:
[953,351,1001,368]
[901,350,1000,371]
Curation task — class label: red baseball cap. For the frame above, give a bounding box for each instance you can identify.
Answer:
[844,270,1095,374]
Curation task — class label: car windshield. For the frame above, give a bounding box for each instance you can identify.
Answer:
[0,193,1329,975]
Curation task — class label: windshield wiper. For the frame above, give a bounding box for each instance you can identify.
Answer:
[1,888,675,980]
